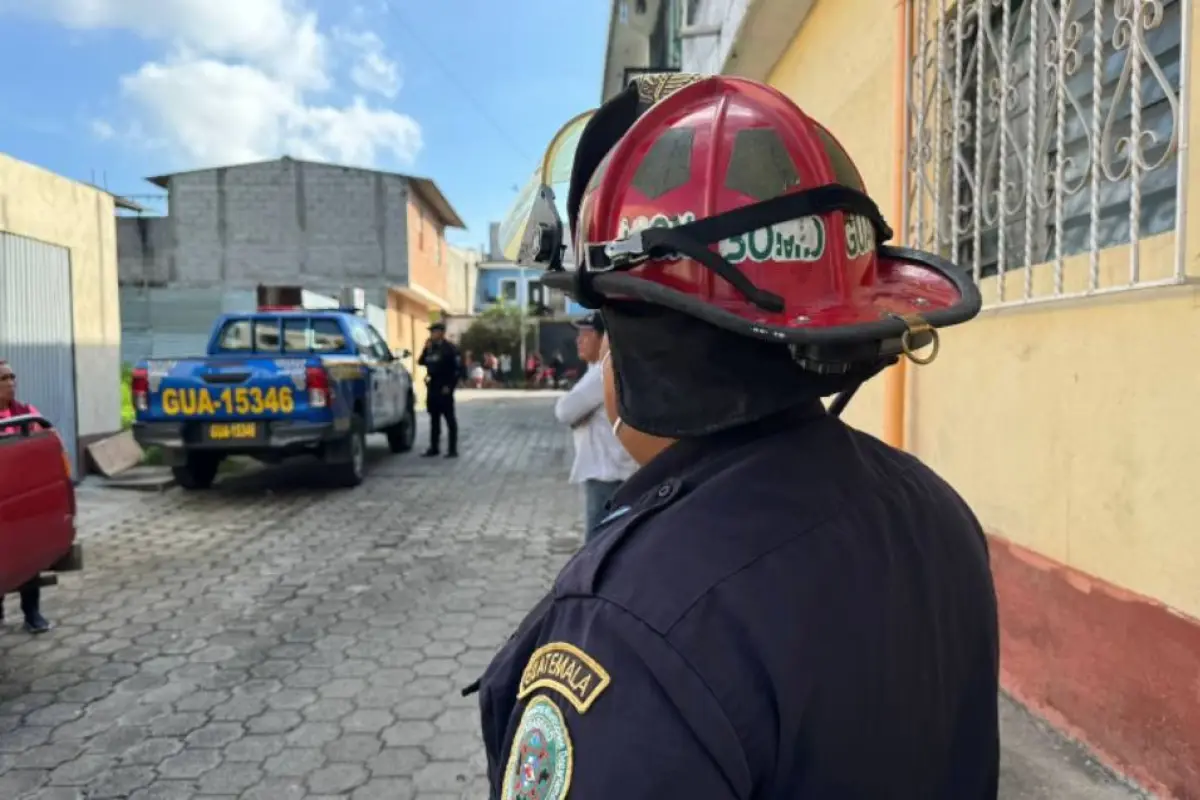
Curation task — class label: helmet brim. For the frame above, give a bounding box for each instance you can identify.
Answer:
[542,245,980,350]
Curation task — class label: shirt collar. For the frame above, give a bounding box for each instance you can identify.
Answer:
[611,400,828,508]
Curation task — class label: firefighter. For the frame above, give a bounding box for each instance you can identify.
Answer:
[468,73,997,799]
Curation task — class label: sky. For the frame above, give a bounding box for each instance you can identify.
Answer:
[0,0,610,249]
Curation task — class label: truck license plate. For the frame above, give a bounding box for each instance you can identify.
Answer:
[208,423,257,440]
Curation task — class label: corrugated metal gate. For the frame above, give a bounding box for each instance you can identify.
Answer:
[0,232,79,472]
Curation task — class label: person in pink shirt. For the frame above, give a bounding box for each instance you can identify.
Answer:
[0,360,39,432]
[0,360,52,633]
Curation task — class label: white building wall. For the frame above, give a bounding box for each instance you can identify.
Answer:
[681,0,749,74]
[444,244,481,316]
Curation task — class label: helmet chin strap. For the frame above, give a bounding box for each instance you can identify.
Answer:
[827,382,862,418]
[600,350,624,437]
[581,184,893,315]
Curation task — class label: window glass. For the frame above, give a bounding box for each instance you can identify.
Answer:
[366,327,393,361]
[216,320,252,351]
[215,317,349,353]
[349,323,375,354]
[255,320,281,350]
[311,318,347,353]
[282,318,309,352]
[215,319,281,352]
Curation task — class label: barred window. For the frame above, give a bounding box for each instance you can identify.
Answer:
[905,0,1184,301]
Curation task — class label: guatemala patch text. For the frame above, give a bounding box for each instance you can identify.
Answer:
[517,642,611,714]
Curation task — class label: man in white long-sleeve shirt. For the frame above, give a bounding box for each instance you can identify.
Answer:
[554,313,637,538]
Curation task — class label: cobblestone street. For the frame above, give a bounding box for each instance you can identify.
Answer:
[0,393,1145,799]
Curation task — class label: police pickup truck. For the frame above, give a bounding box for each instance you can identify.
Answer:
[130,303,416,489]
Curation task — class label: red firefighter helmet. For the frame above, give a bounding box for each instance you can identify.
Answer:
[527,75,979,373]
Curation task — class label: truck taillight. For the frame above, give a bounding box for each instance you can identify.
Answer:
[130,367,149,412]
[58,438,75,512]
[305,366,331,408]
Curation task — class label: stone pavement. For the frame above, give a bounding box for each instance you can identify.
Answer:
[0,391,1147,799]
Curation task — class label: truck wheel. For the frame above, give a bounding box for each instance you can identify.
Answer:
[386,400,417,453]
[331,416,367,488]
[172,454,220,490]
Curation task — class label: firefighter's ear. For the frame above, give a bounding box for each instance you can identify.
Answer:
[600,338,617,427]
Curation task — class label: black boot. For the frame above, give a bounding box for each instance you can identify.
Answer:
[444,450,458,459]
[422,448,440,457]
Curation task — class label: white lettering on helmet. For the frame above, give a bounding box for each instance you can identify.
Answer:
[615,213,826,264]
[844,215,876,260]
[616,212,697,239]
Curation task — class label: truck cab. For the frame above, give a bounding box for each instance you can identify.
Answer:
[131,302,416,489]
[0,414,82,599]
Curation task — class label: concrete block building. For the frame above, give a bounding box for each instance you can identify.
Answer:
[117,157,465,404]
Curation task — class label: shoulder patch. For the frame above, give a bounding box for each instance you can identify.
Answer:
[502,695,573,800]
[517,642,611,714]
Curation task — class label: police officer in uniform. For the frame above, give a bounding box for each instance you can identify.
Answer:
[469,74,999,799]
[418,321,462,458]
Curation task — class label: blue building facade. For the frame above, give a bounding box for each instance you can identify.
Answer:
[475,263,588,316]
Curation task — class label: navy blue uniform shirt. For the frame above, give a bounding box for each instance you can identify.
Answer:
[473,402,999,799]
[418,340,462,389]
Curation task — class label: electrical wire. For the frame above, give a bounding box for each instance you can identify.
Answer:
[388,8,533,163]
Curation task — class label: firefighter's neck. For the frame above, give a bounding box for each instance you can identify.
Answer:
[614,421,675,466]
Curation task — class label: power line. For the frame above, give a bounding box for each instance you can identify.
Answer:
[388,9,533,163]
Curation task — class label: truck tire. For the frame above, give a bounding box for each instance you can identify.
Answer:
[173,453,220,490]
[331,416,367,488]
[386,398,417,454]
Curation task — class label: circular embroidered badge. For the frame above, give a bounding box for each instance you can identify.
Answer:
[502,695,573,800]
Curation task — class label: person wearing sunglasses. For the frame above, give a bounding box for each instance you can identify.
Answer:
[0,360,53,634]
[469,74,998,800]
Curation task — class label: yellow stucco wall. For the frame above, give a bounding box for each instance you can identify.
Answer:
[767,3,1200,618]
[387,290,432,409]
[766,0,898,437]
[0,153,122,438]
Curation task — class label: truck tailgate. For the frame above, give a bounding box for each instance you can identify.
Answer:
[0,432,74,594]
[142,357,323,430]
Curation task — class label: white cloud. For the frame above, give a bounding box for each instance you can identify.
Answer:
[22,0,422,168]
[121,58,420,165]
[90,119,115,140]
[336,29,400,98]
[36,0,328,89]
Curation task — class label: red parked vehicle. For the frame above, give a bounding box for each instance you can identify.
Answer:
[0,414,82,598]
